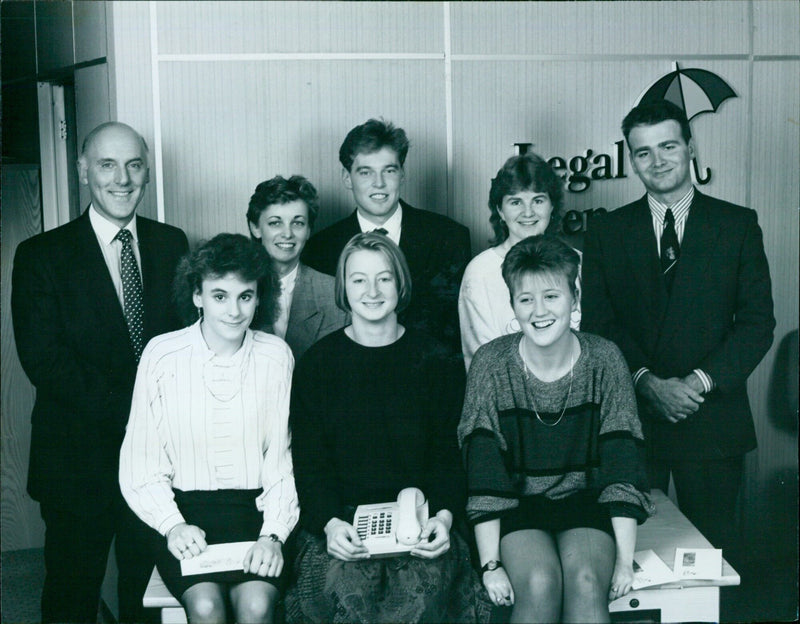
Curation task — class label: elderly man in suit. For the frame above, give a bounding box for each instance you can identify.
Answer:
[247,174,348,360]
[301,118,471,355]
[12,122,189,622]
[581,101,774,558]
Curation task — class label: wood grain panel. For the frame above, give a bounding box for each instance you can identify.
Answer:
[451,1,750,56]
[741,60,799,548]
[450,59,750,254]
[1,166,46,552]
[753,0,800,56]
[108,0,159,220]
[155,1,444,55]
[157,59,446,244]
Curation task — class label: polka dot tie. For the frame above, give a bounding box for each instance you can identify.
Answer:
[115,229,144,361]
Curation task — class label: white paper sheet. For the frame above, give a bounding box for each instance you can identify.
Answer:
[632,549,677,589]
[180,541,255,576]
[673,547,723,581]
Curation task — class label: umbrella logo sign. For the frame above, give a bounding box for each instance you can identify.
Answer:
[637,62,737,184]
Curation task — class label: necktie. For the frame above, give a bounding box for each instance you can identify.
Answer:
[115,229,145,361]
[373,227,388,236]
[660,208,680,292]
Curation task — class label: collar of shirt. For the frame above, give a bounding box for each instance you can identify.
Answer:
[647,186,694,229]
[89,204,139,246]
[280,264,299,297]
[356,204,403,245]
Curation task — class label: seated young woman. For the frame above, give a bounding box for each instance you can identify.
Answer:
[458,152,581,371]
[119,234,299,624]
[285,232,490,623]
[458,234,654,624]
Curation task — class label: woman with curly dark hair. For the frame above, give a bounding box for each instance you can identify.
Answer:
[120,233,298,623]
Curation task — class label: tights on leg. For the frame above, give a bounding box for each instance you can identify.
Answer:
[182,583,226,624]
[229,580,280,624]
[501,530,562,623]
[557,528,615,624]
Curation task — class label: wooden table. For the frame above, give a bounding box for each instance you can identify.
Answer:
[609,489,740,622]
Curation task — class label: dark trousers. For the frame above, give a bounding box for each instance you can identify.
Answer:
[40,492,160,623]
[648,455,744,560]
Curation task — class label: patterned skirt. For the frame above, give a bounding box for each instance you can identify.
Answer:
[284,529,491,623]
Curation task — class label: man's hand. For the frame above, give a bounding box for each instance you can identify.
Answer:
[638,372,704,423]
[166,523,207,560]
[324,518,370,561]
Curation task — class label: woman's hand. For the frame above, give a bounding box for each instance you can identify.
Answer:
[166,523,207,560]
[410,513,451,560]
[483,567,515,607]
[324,518,370,561]
[608,560,635,601]
[243,537,284,577]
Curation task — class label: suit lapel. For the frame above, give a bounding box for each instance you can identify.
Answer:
[622,198,669,327]
[285,265,323,348]
[656,192,720,352]
[72,211,132,351]
[397,202,427,276]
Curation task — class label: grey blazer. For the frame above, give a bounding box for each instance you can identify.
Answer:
[269,263,349,361]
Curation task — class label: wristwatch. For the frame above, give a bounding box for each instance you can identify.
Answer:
[265,533,283,545]
[481,560,503,573]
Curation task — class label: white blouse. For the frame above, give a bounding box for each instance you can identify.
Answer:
[119,321,299,541]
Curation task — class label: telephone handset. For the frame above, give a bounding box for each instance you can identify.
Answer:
[353,487,429,557]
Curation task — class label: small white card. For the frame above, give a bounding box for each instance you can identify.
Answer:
[673,547,723,581]
[632,549,676,589]
[180,541,255,576]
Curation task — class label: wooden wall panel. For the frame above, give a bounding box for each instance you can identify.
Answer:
[75,63,112,210]
[742,59,799,548]
[35,0,74,73]
[108,0,158,220]
[158,60,446,243]
[451,1,750,56]
[1,166,46,552]
[156,1,443,55]
[451,60,750,254]
[753,0,800,56]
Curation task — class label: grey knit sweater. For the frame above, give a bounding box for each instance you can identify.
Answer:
[457,331,655,525]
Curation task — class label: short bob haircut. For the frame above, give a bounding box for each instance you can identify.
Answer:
[339,118,410,172]
[334,232,412,315]
[501,234,580,302]
[488,153,565,246]
[173,233,279,328]
[622,100,692,146]
[246,174,321,231]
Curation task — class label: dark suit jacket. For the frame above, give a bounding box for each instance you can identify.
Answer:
[11,210,188,515]
[301,200,471,354]
[261,263,348,361]
[581,190,774,461]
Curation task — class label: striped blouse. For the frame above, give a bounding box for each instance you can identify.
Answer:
[119,321,299,541]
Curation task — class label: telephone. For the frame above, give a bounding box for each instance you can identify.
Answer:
[353,487,429,557]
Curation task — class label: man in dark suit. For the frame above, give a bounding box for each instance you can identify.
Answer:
[12,122,189,622]
[301,118,470,354]
[581,101,775,557]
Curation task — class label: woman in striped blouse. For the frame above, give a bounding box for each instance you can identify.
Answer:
[120,233,298,623]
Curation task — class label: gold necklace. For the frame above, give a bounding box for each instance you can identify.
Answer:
[520,340,575,427]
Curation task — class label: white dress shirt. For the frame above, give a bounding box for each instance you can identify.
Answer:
[273,264,299,339]
[356,204,403,245]
[89,206,141,308]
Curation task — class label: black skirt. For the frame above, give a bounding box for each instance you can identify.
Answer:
[156,489,285,600]
[500,489,614,538]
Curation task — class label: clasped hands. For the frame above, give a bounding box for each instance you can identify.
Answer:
[166,522,283,577]
[639,372,706,424]
[324,513,452,562]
